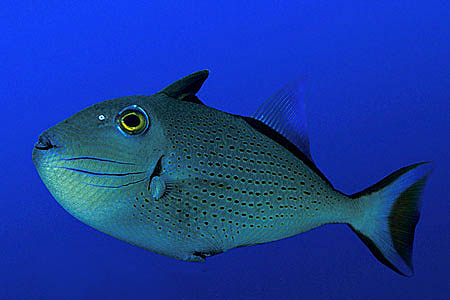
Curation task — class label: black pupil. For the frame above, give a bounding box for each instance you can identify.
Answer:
[123,114,141,128]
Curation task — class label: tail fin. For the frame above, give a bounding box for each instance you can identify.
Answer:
[348,162,433,276]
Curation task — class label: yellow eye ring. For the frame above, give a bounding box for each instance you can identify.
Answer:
[117,105,149,135]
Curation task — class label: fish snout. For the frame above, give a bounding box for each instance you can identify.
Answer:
[34,133,55,150]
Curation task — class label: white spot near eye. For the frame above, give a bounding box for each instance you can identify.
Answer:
[98,114,106,121]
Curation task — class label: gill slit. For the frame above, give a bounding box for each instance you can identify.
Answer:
[148,155,164,191]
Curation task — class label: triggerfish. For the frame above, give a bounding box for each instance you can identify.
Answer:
[33,70,432,276]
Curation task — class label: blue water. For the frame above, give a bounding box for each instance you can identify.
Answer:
[1,1,449,299]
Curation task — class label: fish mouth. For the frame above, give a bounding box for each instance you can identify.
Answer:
[34,133,56,150]
[32,131,59,170]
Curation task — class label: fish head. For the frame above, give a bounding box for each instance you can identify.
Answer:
[32,94,168,230]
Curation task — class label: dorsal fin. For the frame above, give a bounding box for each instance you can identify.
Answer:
[251,76,312,160]
[158,70,209,104]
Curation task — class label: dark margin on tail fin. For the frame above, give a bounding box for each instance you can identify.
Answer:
[348,225,405,275]
[388,176,428,269]
[350,162,429,199]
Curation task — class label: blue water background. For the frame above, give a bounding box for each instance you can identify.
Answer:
[1,1,449,299]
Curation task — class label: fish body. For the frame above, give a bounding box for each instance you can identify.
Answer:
[33,71,432,276]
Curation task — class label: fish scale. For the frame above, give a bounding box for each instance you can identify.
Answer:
[135,97,351,254]
[33,70,432,275]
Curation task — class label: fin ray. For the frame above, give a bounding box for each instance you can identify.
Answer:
[251,76,311,159]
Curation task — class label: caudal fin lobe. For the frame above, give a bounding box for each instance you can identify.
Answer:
[348,162,433,276]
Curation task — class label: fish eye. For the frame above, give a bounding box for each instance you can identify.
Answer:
[117,105,149,136]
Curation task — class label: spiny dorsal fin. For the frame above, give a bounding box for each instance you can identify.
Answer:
[159,70,209,104]
[251,76,312,160]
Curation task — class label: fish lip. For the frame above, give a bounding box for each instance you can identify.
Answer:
[34,134,56,150]
[34,143,55,150]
